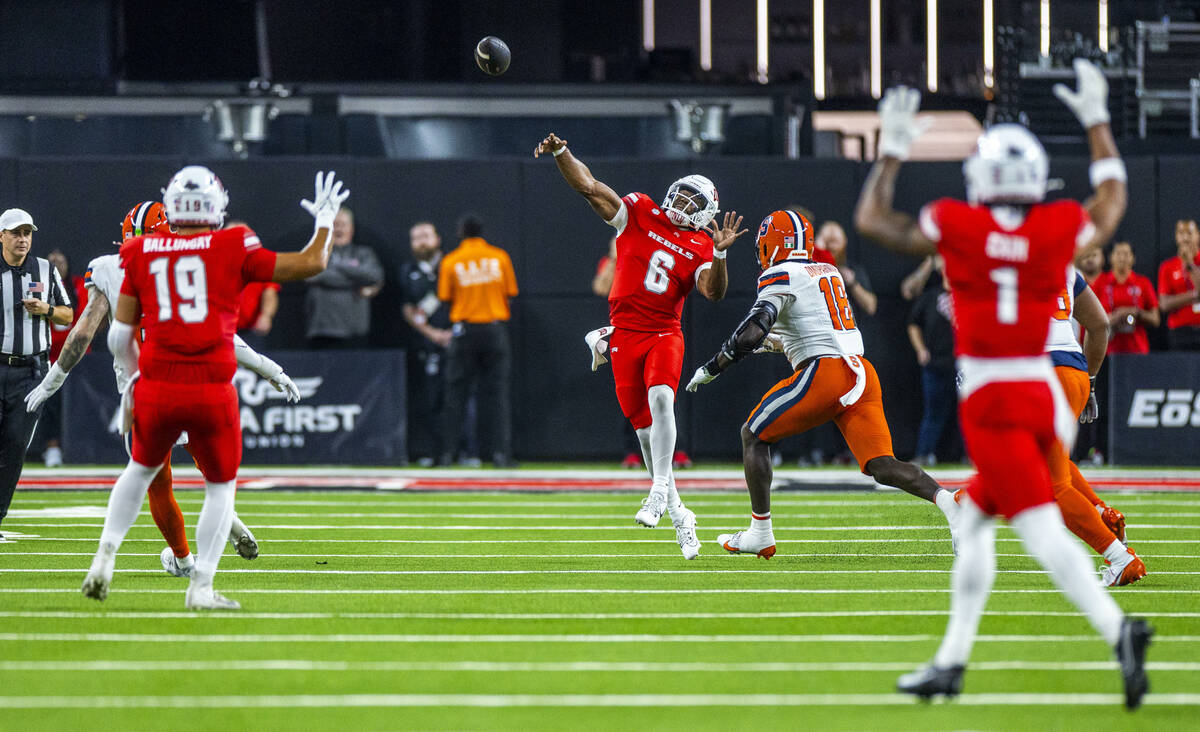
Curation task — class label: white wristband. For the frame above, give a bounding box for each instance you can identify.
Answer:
[712,248,727,260]
[551,146,568,157]
[1089,158,1127,187]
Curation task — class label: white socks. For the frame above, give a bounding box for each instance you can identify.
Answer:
[98,459,163,550]
[750,512,772,534]
[933,497,997,668]
[636,424,686,521]
[1011,503,1124,646]
[1102,539,1128,564]
[192,479,237,588]
[646,385,676,494]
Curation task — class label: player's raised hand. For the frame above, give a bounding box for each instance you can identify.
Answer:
[534,133,568,158]
[1053,58,1110,129]
[705,211,749,252]
[301,171,350,228]
[878,86,932,161]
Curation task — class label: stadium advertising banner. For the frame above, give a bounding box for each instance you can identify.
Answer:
[1108,353,1200,466]
[61,350,406,465]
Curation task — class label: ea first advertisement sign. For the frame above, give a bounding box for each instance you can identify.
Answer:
[62,349,406,465]
[1109,353,1200,466]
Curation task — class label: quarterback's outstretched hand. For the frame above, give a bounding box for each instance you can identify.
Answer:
[25,364,67,413]
[534,133,568,158]
[1053,58,1110,129]
[877,86,932,160]
[705,211,749,252]
[685,366,717,393]
[1080,390,1099,424]
[301,171,350,230]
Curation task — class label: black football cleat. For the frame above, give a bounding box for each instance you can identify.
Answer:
[897,664,965,700]
[1116,618,1153,710]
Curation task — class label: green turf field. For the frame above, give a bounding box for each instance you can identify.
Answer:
[1,488,1197,731]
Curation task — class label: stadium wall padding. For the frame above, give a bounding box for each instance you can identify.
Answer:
[12,154,1181,461]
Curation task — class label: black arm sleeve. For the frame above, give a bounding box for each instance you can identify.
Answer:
[704,300,779,375]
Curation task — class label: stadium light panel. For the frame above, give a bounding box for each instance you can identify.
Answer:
[700,0,712,71]
[1099,0,1109,52]
[983,0,994,89]
[814,0,826,100]
[757,0,769,84]
[870,0,881,98]
[1040,0,1050,58]
[927,0,938,92]
[643,0,655,52]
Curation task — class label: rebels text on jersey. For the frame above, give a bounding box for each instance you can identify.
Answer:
[606,192,714,332]
[755,259,864,369]
[920,198,1094,359]
[120,225,277,383]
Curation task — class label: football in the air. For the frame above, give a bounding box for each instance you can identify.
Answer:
[474,36,511,76]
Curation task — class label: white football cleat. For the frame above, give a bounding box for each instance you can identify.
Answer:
[1102,547,1148,587]
[717,530,776,559]
[81,543,117,601]
[635,492,668,528]
[160,547,195,578]
[672,508,701,560]
[583,326,613,371]
[185,585,241,611]
[228,515,258,560]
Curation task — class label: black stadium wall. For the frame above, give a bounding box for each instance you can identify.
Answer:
[13,154,1187,461]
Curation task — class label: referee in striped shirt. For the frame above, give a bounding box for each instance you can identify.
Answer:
[0,208,72,540]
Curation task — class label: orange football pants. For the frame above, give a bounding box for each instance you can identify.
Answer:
[1050,365,1114,554]
[745,355,893,474]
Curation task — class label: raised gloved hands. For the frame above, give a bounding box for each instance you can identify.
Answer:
[877,86,932,161]
[301,171,350,231]
[685,365,717,393]
[1053,58,1110,129]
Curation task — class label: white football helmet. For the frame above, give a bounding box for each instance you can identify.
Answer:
[162,165,229,227]
[662,174,719,230]
[962,124,1049,205]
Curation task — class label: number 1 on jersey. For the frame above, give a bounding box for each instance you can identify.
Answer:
[148,255,210,323]
[989,266,1018,324]
[818,275,856,330]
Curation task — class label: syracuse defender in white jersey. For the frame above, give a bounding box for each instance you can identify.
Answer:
[24,201,301,578]
[1041,266,1145,585]
[687,210,961,558]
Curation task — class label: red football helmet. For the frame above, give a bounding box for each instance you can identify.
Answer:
[755,210,813,270]
[121,201,170,240]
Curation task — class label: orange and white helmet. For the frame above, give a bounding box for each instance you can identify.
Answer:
[121,201,170,241]
[162,165,229,227]
[755,210,813,270]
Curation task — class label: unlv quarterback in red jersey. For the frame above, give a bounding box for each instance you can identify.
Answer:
[855,59,1151,708]
[82,166,348,610]
[535,132,747,559]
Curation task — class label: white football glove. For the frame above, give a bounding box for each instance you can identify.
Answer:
[584,326,612,371]
[270,370,301,403]
[25,363,67,412]
[300,171,350,231]
[1053,58,1110,129]
[685,366,717,393]
[877,86,932,161]
[753,333,785,354]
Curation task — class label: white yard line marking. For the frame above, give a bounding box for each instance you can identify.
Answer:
[3,632,1198,643]
[12,537,1200,545]
[3,588,1198,595]
[6,522,1196,531]
[0,693,1197,708]
[2,610,1198,620]
[9,568,1200,576]
[0,660,1195,673]
[6,551,1197,559]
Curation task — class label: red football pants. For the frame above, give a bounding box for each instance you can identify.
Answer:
[131,379,242,483]
[609,328,685,430]
[960,381,1060,520]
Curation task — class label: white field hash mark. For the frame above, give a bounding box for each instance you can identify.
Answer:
[3,632,1199,643]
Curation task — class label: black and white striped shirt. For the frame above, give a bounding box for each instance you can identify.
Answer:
[0,256,70,357]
